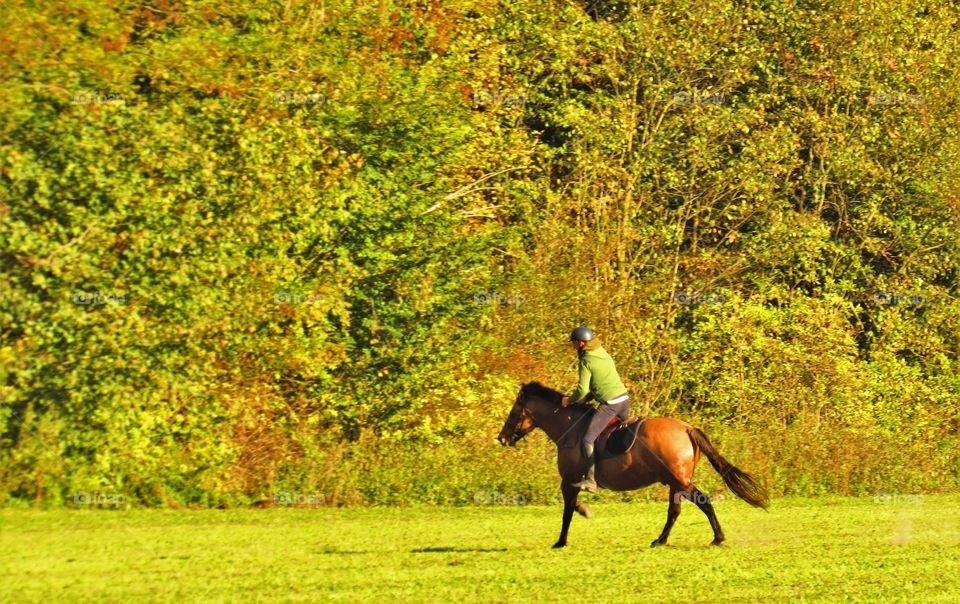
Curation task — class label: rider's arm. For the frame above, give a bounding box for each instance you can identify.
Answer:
[568,358,592,404]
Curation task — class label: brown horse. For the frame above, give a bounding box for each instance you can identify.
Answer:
[497,382,768,548]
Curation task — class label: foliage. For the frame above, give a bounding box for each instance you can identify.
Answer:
[1,0,958,505]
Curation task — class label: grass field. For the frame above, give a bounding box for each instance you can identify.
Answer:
[2,496,959,603]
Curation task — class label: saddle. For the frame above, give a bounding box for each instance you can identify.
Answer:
[595,414,644,460]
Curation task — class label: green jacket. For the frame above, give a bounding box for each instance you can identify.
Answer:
[569,345,628,405]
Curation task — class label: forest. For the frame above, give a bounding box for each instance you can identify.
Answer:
[1,0,958,507]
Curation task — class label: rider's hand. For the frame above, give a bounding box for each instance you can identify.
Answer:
[561,396,569,407]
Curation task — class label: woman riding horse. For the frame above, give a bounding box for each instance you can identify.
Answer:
[560,326,630,493]
[497,330,768,548]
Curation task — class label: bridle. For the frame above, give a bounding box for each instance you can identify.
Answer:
[507,391,536,445]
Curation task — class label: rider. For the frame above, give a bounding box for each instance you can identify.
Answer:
[560,326,630,493]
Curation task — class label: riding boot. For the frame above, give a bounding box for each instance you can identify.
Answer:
[572,442,597,492]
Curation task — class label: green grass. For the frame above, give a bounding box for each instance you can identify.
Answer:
[2,496,959,603]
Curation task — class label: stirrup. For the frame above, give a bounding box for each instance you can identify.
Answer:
[572,477,597,492]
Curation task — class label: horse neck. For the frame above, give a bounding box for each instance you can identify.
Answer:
[529,396,580,444]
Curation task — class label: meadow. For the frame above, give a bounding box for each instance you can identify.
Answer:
[3,496,958,603]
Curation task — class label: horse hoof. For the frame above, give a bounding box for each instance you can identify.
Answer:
[710,539,725,546]
[650,539,665,548]
[552,541,566,549]
[576,504,592,519]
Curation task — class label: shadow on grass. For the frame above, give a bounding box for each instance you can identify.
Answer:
[411,546,508,553]
[317,548,371,555]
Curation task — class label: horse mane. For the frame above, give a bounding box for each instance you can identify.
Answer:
[521,381,595,416]
[521,381,564,404]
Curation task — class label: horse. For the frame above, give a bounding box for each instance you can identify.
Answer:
[497,382,768,548]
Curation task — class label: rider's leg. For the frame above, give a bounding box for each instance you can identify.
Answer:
[576,440,596,490]
[574,405,615,492]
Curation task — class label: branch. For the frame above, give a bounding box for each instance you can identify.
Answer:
[422,167,518,215]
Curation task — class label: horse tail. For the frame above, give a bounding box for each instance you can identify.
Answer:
[688,427,769,509]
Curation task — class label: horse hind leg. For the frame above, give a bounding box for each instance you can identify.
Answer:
[651,487,681,548]
[686,485,725,545]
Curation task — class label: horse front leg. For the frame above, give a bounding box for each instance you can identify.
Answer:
[552,482,579,549]
[575,501,592,518]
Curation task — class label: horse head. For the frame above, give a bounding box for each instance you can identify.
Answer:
[497,382,562,446]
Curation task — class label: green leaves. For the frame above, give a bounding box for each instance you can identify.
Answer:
[1,0,958,505]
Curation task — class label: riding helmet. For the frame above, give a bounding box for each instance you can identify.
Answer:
[570,326,595,342]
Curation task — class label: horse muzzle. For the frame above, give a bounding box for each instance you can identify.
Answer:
[499,431,522,447]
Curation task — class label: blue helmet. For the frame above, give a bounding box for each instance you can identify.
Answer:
[570,326,595,342]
